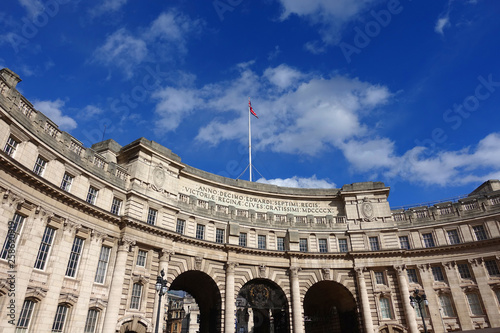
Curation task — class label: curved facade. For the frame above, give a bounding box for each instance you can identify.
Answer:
[0,67,499,333]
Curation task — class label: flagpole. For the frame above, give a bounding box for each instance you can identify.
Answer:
[248,97,252,182]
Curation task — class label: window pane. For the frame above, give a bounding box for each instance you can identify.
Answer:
[33,156,47,176]
[399,236,410,250]
[422,233,435,248]
[196,224,205,240]
[94,246,111,283]
[216,229,225,244]
[176,219,185,234]
[473,225,488,240]
[379,298,392,319]
[51,305,68,332]
[299,238,308,252]
[338,239,348,253]
[34,226,56,270]
[4,136,19,157]
[439,295,455,317]
[1,213,25,259]
[16,300,35,330]
[485,260,500,276]
[258,235,266,249]
[318,239,327,253]
[84,309,99,333]
[457,263,472,279]
[369,237,380,251]
[432,266,445,281]
[110,198,122,215]
[407,269,419,283]
[375,272,385,285]
[60,173,73,192]
[277,237,285,251]
[130,283,143,309]
[447,230,460,244]
[136,250,147,267]
[86,187,98,204]
[239,233,247,247]
[467,293,483,315]
[66,237,84,277]
[147,208,157,225]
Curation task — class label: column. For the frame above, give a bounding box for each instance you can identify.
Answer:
[394,265,418,333]
[469,258,500,327]
[442,262,474,330]
[102,237,135,333]
[417,264,445,333]
[153,249,173,333]
[289,266,304,333]
[354,266,374,333]
[224,262,238,333]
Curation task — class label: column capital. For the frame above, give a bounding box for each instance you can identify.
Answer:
[289,266,301,278]
[417,263,430,272]
[90,229,107,243]
[354,265,366,277]
[394,264,406,274]
[226,261,239,273]
[118,237,136,252]
[159,249,174,262]
[443,261,456,270]
[63,219,82,233]
[468,257,483,267]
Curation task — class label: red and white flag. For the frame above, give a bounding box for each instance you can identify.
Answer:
[249,99,258,118]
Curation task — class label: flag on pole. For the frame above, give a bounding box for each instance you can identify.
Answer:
[249,99,258,118]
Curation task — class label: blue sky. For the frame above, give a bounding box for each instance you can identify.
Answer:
[2,0,500,207]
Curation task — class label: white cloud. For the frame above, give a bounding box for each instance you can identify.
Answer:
[34,99,77,131]
[18,0,43,17]
[263,64,304,90]
[257,175,336,189]
[92,28,147,79]
[435,16,450,35]
[89,0,127,17]
[91,10,202,78]
[152,87,203,132]
[277,0,377,45]
[82,105,103,118]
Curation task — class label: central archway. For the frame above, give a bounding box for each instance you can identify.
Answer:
[236,279,290,333]
[169,271,222,333]
[303,281,360,333]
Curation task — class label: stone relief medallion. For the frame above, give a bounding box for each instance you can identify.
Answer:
[361,200,374,221]
[250,284,270,307]
[153,165,166,189]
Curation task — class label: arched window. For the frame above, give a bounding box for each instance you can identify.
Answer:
[379,297,392,319]
[51,304,70,332]
[84,308,100,333]
[438,295,455,317]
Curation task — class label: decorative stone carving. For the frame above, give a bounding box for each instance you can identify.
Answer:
[354,265,366,277]
[393,265,406,275]
[160,249,174,262]
[417,264,430,272]
[322,267,331,280]
[195,256,203,270]
[361,197,375,221]
[289,266,301,278]
[468,258,483,267]
[118,237,136,252]
[152,163,166,190]
[226,261,238,273]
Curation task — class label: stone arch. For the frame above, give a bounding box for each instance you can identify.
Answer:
[169,270,222,333]
[236,278,290,333]
[117,314,151,333]
[378,323,407,333]
[303,280,360,333]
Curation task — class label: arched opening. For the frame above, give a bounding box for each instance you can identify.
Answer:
[303,281,360,333]
[169,270,221,333]
[236,279,290,333]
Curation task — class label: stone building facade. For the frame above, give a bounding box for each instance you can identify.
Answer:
[0,67,499,333]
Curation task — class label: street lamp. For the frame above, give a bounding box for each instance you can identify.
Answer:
[409,289,429,333]
[155,269,168,333]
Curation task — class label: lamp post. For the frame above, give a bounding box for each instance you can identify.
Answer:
[409,289,429,333]
[155,269,168,333]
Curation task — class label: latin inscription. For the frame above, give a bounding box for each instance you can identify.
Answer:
[181,186,335,214]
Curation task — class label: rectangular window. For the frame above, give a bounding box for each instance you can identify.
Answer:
[473,225,488,241]
[196,224,205,240]
[399,236,410,250]
[318,239,328,253]
[147,208,157,225]
[299,238,308,252]
[422,233,435,248]
[375,271,385,285]
[4,136,19,157]
[447,229,460,245]
[16,300,35,331]
[466,293,483,315]
[457,263,472,279]
[407,268,419,283]
[136,249,147,267]
[338,239,348,253]
[239,233,247,247]
[439,295,455,317]
[215,228,225,244]
[94,246,111,284]
[277,237,285,251]
[369,236,380,251]
[34,226,56,270]
[379,298,392,319]
[51,304,68,332]
[176,219,185,234]
[432,266,445,281]
[258,235,266,249]
[33,156,47,176]
[110,197,122,215]
[130,283,143,309]
[84,309,99,333]
[60,173,74,192]
[1,213,25,259]
[66,237,84,277]
[485,260,500,276]
[86,186,99,204]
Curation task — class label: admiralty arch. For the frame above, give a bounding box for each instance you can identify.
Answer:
[1,67,500,333]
